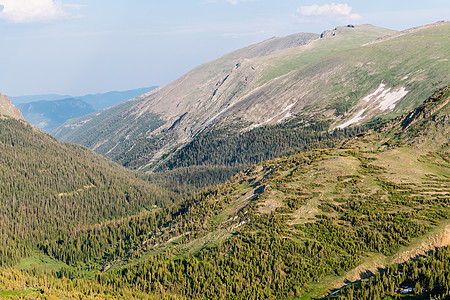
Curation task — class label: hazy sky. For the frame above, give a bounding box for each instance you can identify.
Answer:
[1,0,449,96]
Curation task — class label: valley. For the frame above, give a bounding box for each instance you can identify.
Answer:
[0,20,449,300]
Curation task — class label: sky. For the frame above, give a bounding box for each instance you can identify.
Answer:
[0,1,449,96]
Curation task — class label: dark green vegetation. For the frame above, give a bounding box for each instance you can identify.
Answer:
[325,246,450,300]
[0,115,178,268]
[1,85,448,299]
[152,118,370,171]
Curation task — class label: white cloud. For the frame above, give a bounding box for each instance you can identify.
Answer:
[297,3,362,23]
[0,0,80,23]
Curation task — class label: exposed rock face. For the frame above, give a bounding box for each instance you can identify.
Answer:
[320,29,336,38]
[0,93,24,120]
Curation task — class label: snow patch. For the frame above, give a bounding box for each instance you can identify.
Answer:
[336,82,408,129]
[363,82,387,102]
[278,111,292,123]
[376,87,408,111]
[206,108,228,125]
[183,134,191,142]
[361,82,408,111]
[204,103,237,127]
[336,109,366,129]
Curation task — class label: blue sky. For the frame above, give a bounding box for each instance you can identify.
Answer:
[1,0,449,96]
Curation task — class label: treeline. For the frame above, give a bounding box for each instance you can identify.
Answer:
[156,117,372,171]
[326,246,450,300]
[147,164,243,194]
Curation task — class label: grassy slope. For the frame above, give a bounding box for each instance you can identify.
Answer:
[255,24,396,84]
[233,23,450,126]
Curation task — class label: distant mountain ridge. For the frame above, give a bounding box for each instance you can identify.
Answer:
[10,94,72,104]
[12,86,158,131]
[17,98,96,131]
[10,86,158,109]
[53,22,449,173]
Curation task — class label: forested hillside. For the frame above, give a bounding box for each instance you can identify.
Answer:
[1,85,448,299]
[324,246,450,299]
[91,85,449,299]
[0,114,178,268]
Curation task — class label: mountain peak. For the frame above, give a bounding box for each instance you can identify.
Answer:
[0,93,24,120]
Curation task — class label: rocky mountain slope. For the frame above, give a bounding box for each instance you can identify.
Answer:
[52,24,405,168]
[54,23,449,174]
[0,93,24,120]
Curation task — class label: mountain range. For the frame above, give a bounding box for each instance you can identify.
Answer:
[0,22,449,299]
[11,86,158,131]
[53,22,449,176]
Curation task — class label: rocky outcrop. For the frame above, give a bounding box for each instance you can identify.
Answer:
[0,93,24,120]
[320,29,336,38]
